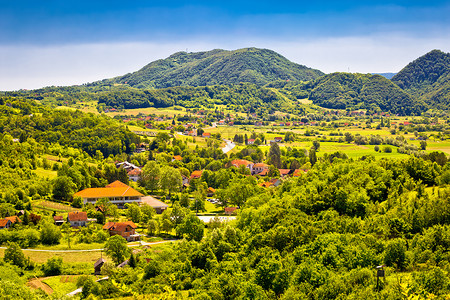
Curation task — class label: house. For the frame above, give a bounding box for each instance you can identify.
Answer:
[207,187,216,197]
[94,258,106,275]
[182,175,189,185]
[5,216,22,225]
[252,163,269,175]
[190,170,203,181]
[127,168,142,182]
[140,196,169,214]
[247,139,255,145]
[67,211,88,227]
[257,168,269,176]
[279,169,292,177]
[274,137,283,143]
[73,180,144,209]
[292,169,305,177]
[230,160,254,173]
[172,155,182,162]
[224,207,238,215]
[202,132,211,138]
[103,221,140,242]
[0,219,12,229]
[53,216,65,226]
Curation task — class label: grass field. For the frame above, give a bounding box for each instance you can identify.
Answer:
[0,248,104,264]
[32,200,79,213]
[34,167,58,179]
[106,106,187,117]
[41,275,80,295]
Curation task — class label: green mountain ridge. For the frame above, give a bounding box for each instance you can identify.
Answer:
[308,72,426,115]
[104,47,324,88]
[392,49,450,109]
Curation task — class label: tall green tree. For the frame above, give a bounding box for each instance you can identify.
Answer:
[139,161,160,192]
[159,166,182,196]
[268,142,282,168]
[105,235,130,265]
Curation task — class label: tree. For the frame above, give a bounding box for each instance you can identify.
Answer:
[312,140,320,151]
[147,219,159,236]
[268,142,282,168]
[139,161,160,192]
[52,176,76,201]
[4,242,26,268]
[140,204,156,223]
[160,210,174,234]
[129,252,137,268]
[126,203,142,223]
[40,221,62,245]
[176,214,205,242]
[159,166,182,196]
[105,235,130,265]
[43,257,63,276]
[384,239,406,270]
[420,140,427,150]
[72,196,83,208]
[309,148,317,166]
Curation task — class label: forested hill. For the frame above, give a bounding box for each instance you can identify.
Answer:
[391,49,450,109]
[308,73,426,115]
[101,48,324,88]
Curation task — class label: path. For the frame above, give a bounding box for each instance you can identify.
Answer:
[27,277,54,295]
[222,139,235,153]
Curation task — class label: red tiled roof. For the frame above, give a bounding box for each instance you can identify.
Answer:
[103,221,137,232]
[173,155,182,161]
[224,207,238,214]
[5,216,21,223]
[190,170,203,179]
[253,163,268,168]
[68,211,88,222]
[0,219,10,227]
[279,169,291,175]
[53,216,64,221]
[74,181,143,199]
[127,169,142,176]
[258,169,269,176]
[231,160,253,168]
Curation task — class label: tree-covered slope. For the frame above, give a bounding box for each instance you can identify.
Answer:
[105,48,324,88]
[308,73,426,115]
[392,49,450,109]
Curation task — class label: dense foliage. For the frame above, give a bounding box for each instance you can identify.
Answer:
[104,48,324,88]
[308,73,427,115]
[392,49,450,109]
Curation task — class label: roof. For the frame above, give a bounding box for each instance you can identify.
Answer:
[173,155,182,161]
[258,181,274,188]
[68,211,88,222]
[103,221,137,231]
[231,160,253,168]
[190,170,203,179]
[224,207,238,213]
[279,169,291,176]
[253,163,269,168]
[0,219,10,227]
[74,181,144,199]
[202,132,211,137]
[141,196,169,208]
[127,169,142,176]
[53,216,64,221]
[5,216,22,223]
[258,169,269,176]
[207,187,216,193]
[94,258,106,268]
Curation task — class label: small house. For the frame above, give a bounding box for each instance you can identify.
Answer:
[103,221,140,242]
[224,207,238,215]
[53,216,65,226]
[0,219,12,229]
[94,258,106,275]
[67,211,88,227]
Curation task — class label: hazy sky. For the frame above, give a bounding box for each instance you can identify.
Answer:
[1,0,450,90]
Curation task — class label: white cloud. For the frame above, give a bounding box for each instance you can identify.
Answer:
[1,34,450,91]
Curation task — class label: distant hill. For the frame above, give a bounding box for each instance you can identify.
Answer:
[309,73,427,115]
[373,73,396,80]
[103,48,324,88]
[392,50,450,109]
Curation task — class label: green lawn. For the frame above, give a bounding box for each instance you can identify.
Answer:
[34,167,58,179]
[42,275,80,295]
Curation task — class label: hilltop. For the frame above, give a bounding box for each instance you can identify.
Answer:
[392,49,450,109]
[102,48,324,88]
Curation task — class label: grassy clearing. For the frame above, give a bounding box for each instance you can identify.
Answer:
[32,200,79,213]
[34,167,58,179]
[32,241,105,251]
[42,275,79,295]
[0,248,104,264]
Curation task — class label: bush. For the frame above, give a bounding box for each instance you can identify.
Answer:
[383,146,392,153]
[42,257,63,276]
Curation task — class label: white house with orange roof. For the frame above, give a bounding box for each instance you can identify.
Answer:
[230,159,254,173]
[73,180,144,209]
[252,163,269,175]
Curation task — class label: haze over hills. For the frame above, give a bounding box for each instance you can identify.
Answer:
[103,48,324,89]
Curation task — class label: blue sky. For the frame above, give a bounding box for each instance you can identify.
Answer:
[1,1,450,90]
